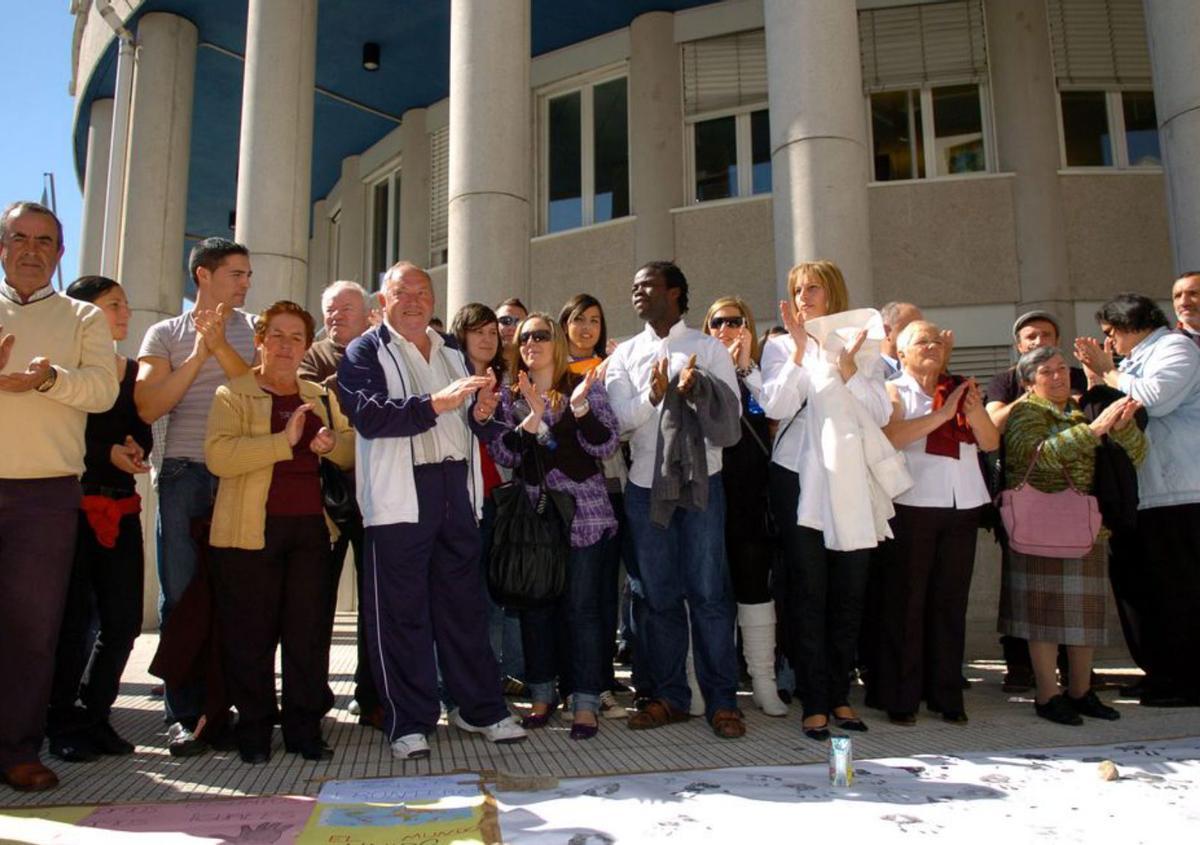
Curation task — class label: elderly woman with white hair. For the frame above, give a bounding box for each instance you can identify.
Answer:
[875,321,998,726]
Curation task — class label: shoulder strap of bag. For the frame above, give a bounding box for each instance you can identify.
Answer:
[1017,440,1084,493]
[740,414,772,459]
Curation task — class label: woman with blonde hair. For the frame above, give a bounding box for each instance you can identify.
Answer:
[760,260,904,740]
[703,296,787,716]
[485,313,621,739]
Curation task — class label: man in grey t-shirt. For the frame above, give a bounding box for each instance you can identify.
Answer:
[134,237,256,755]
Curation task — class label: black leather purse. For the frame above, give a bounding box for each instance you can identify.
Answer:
[488,448,574,609]
[317,393,360,530]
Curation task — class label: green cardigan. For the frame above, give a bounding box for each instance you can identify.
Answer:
[1004,394,1147,493]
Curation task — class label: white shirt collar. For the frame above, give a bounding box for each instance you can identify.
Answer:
[640,318,688,341]
[0,278,55,305]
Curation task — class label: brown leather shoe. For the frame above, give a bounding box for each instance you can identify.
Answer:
[710,708,746,739]
[627,699,690,730]
[3,762,59,792]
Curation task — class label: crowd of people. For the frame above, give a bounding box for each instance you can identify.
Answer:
[2,197,1199,793]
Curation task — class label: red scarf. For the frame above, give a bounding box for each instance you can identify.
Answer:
[925,374,975,459]
[81,494,142,549]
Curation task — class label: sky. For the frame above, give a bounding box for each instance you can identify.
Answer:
[2,4,84,284]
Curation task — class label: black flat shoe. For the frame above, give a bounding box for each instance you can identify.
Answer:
[49,734,99,763]
[831,710,868,732]
[1067,690,1120,721]
[1035,694,1083,726]
[286,739,333,761]
[941,710,969,725]
[238,745,271,764]
[802,718,830,741]
[87,721,135,756]
[887,711,916,727]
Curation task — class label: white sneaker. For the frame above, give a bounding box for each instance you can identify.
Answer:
[347,699,361,716]
[599,690,627,719]
[450,710,528,744]
[390,733,430,759]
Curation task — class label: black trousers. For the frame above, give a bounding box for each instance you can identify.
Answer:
[769,464,869,717]
[1107,527,1149,673]
[0,477,80,768]
[211,515,334,748]
[877,504,980,715]
[326,514,380,711]
[1138,503,1200,698]
[48,511,144,736]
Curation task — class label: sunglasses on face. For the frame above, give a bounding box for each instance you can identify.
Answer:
[498,315,522,327]
[709,316,745,330]
[519,330,552,345]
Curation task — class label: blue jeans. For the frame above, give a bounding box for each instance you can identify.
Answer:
[156,457,218,725]
[624,479,738,719]
[520,536,613,715]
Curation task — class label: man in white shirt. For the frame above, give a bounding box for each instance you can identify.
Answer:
[605,260,745,739]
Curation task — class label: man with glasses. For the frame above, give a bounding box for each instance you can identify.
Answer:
[495,298,527,355]
[605,260,745,739]
[0,201,118,791]
[337,262,526,760]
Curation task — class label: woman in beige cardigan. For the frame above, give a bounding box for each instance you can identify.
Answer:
[204,300,354,764]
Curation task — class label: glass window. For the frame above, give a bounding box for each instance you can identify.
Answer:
[932,84,985,176]
[371,180,388,282]
[1061,91,1112,167]
[548,91,583,233]
[391,173,402,261]
[870,90,923,181]
[593,78,629,223]
[1122,90,1160,167]
[750,109,772,195]
[694,116,737,202]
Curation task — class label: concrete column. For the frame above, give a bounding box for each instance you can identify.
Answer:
[629,12,683,266]
[446,0,531,316]
[78,99,113,277]
[1145,0,1200,274]
[398,108,431,272]
[306,198,329,317]
[764,0,872,305]
[116,13,197,357]
[984,0,1075,337]
[235,0,317,311]
[334,156,365,285]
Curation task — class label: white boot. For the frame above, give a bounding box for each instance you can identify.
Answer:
[739,602,788,716]
[685,641,706,716]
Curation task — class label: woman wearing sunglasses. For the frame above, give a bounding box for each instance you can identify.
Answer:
[703,297,789,717]
[486,314,620,739]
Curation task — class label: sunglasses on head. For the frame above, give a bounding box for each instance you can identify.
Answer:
[498,315,522,327]
[519,329,552,345]
[709,316,745,330]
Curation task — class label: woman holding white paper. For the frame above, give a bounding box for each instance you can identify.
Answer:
[759,260,908,741]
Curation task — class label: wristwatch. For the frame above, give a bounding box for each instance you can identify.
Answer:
[35,366,58,393]
[736,363,757,379]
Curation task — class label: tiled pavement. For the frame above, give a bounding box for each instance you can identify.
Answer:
[3,615,1198,808]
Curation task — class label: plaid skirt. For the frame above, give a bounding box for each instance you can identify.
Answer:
[998,541,1108,646]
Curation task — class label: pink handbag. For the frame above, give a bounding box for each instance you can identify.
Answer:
[997,444,1102,558]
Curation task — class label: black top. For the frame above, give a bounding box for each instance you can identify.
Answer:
[983,365,1088,406]
[82,359,153,495]
[721,379,773,541]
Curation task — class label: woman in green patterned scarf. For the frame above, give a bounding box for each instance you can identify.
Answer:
[1000,346,1146,726]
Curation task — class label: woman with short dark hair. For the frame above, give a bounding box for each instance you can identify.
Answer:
[1075,293,1200,706]
[205,300,355,763]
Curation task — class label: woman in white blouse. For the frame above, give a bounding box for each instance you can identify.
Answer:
[760,260,901,741]
[876,320,998,726]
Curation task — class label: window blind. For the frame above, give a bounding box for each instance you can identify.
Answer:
[681,29,767,118]
[428,126,449,258]
[949,344,1012,383]
[1047,0,1152,87]
[859,0,988,92]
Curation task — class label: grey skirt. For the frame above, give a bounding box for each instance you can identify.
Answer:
[998,541,1108,647]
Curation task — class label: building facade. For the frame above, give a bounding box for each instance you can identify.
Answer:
[69,0,1200,630]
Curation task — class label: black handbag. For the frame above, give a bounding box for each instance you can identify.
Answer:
[488,448,574,609]
[317,393,360,530]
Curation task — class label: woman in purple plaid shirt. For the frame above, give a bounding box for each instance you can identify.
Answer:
[486,313,620,740]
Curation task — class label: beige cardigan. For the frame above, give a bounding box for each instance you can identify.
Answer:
[205,371,355,550]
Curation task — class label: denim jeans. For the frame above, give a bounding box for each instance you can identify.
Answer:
[520,536,614,715]
[156,457,218,725]
[624,479,738,719]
